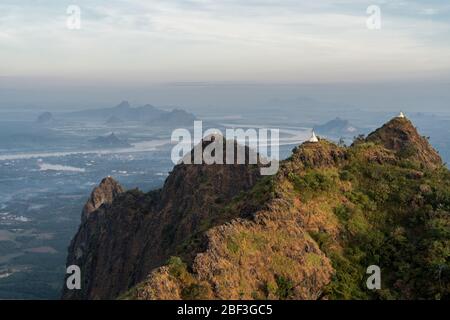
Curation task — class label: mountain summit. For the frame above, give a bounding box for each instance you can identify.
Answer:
[82,177,124,222]
[62,117,449,300]
[365,116,442,168]
[114,101,131,109]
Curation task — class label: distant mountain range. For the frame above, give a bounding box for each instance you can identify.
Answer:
[146,108,196,126]
[66,101,197,126]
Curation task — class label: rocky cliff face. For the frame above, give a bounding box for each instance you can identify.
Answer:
[81,177,124,222]
[62,142,261,300]
[63,117,449,300]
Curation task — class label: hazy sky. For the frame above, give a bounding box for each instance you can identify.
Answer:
[1,0,450,110]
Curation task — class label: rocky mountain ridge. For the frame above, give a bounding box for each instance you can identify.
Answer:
[62,116,449,300]
[62,142,262,299]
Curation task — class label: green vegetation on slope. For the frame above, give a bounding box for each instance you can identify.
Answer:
[126,118,449,300]
[301,143,450,299]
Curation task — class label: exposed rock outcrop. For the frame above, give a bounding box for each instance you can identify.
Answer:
[62,142,262,300]
[81,177,125,221]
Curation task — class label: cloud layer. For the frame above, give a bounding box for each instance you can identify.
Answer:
[1,0,449,83]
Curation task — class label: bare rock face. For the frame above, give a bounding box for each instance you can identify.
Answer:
[81,177,124,222]
[62,142,262,300]
[190,212,333,300]
[366,117,443,169]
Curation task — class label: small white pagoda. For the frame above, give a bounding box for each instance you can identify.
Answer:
[397,111,406,119]
[308,130,319,143]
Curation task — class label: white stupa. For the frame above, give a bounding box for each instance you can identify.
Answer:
[397,111,406,119]
[308,130,319,143]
